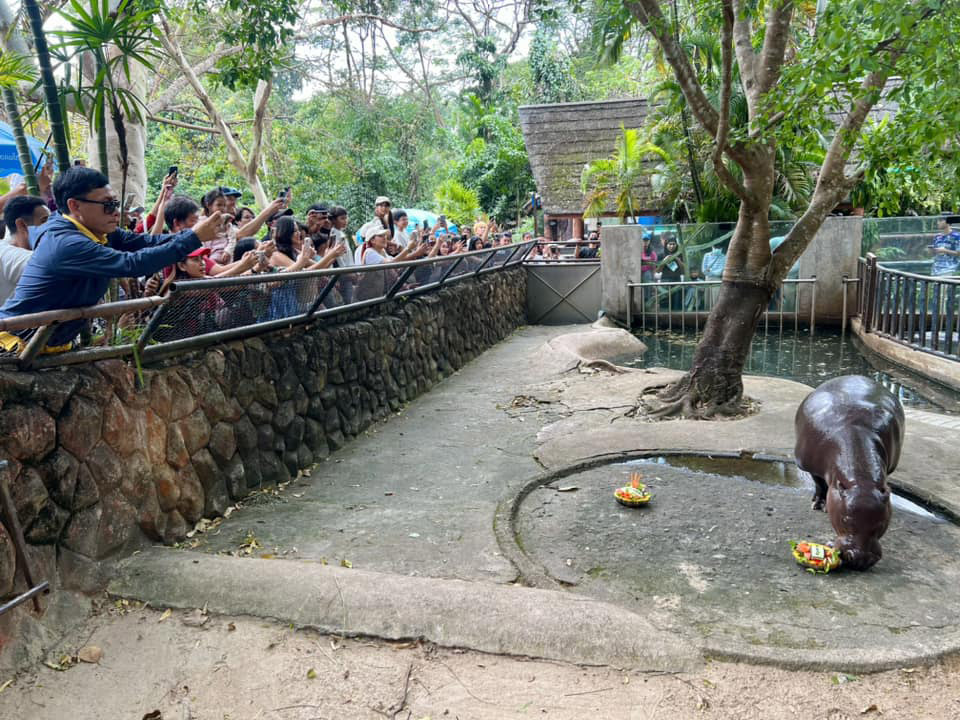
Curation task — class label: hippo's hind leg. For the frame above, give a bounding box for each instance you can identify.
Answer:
[811,475,828,512]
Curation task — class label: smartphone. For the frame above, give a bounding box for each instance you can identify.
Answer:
[168,165,178,177]
[439,215,446,225]
[422,219,429,230]
[278,188,288,200]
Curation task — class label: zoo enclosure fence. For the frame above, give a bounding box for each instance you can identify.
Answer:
[856,253,960,362]
[0,241,535,371]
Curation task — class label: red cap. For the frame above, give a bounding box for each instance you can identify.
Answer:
[188,247,211,258]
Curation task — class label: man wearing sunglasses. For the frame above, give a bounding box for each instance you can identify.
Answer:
[0,166,225,353]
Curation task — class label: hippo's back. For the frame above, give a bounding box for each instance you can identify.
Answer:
[795,375,905,476]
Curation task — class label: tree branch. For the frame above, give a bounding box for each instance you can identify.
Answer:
[712,1,749,203]
[147,45,242,115]
[306,13,441,34]
[626,0,719,137]
[732,0,758,103]
[757,0,794,96]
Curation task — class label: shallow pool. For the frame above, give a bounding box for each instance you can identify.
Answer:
[622,327,960,414]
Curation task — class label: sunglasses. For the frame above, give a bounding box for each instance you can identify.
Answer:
[75,197,121,214]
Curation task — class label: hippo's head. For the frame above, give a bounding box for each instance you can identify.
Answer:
[836,535,883,570]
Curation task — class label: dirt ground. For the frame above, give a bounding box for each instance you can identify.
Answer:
[2,602,960,720]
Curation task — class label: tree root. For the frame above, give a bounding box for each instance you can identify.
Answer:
[634,377,756,421]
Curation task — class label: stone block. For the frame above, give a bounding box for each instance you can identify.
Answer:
[282,450,299,477]
[162,509,188,544]
[153,465,180,512]
[293,388,309,417]
[234,414,258,452]
[257,424,275,451]
[223,453,246,500]
[176,466,204,524]
[73,463,99,511]
[324,407,340,433]
[61,504,101,557]
[138,483,162,541]
[11,467,49,531]
[327,430,346,451]
[209,422,237,466]
[166,372,196,421]
[240,449,262,490]
[38,371,79,415]
[192,449,228,518]
[253,377,278,408]
[144,410,167,466]
[247,400,272,426]
[0,404,55,460]
[307,395,325,421]
[148,374,172,420]
[296,446,313,471]
[25,501,69,545]
[40,448,78,510]
[204,349,226,379]
[276,366,299,402]
[259,452,289,486]
[0,369,34,400]
[273,400,295,432]
[178,408,211,456]
[165,424,190,469]
[285,416,305,448]
[102,394,146,457]
[58,395,103,462]
[73,368,112,405]
[234,378,255,409]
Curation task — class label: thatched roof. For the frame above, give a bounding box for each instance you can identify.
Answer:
[518,98,661,217]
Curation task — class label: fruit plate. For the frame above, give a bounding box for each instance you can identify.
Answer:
[790,540,842,573]
[614,485,651,507]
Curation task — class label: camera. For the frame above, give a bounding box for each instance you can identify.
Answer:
[168,165,178,177]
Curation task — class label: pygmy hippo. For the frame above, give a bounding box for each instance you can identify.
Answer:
[794,375,905,571]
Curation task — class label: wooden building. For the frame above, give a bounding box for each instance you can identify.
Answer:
[518,98,663,241]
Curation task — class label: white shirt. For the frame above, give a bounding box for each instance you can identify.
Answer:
[393,227,409,248]
[0,242,33,307]
[360,246,386,265]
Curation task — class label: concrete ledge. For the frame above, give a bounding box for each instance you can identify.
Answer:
[852,318,960,392]
[109,551,699,672]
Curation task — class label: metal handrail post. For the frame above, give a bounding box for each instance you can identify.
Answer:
[841,276,848,335]
[626,284,633,329]
[809,275,817,337]
[306,274,341,317]
[18,324,56,370]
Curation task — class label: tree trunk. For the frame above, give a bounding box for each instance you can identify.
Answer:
[22,0,71,172]
[643,281,771,418]
[2,88,39,194]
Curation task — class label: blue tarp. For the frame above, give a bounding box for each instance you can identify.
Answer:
[0,122,48,178]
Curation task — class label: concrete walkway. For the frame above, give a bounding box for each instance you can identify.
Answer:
[109,324,960,673]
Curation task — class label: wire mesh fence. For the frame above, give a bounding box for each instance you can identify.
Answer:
[0,242,533,370]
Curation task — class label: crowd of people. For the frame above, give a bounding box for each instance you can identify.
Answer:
[0,166,535,353]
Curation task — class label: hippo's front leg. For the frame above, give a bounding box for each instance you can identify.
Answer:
[811,475,828,512]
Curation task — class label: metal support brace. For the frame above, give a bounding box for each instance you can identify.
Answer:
[473,250,497,277]
[307,275,341,318]
[17,324,55,370]
[386,265,418,299]
[437,256,465,285]
[0,460,49,615]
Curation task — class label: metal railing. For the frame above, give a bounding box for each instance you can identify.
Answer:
[626,277,818,334]
[856,253,960,361]
[0,241,534,370]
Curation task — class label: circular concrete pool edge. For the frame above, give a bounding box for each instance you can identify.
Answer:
[494,449,960,672]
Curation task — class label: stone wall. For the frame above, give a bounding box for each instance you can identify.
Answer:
[0,268,526,596]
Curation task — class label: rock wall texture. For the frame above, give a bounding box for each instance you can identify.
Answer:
[0,268,526,596]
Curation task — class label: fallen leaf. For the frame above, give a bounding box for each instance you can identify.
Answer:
[77,646,103,664]
[182,609,209,628]
[0,679,13,693]
[142,711,163,720]
[340,559,352,568]
[227,623,236,631]
[158,609,172,622]
[306,668,317,680]
[696,696,710,711]
[260,553,275,559]
[557,486,579,492]
[861,704,879,715]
